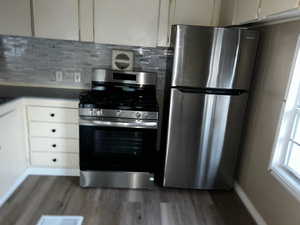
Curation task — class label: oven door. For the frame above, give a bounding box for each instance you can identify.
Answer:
[79,118,157,172]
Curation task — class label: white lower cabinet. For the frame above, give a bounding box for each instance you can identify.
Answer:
[30,137,79,153]
[28,106,78,123]
[0,107,27,199]
[29,122,79,139]
[0,98,79,204]
[26,100,79,170]
[31,152,79,169]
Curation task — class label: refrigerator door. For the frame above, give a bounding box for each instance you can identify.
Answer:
[163,88,248,189]
[171,25,258,90]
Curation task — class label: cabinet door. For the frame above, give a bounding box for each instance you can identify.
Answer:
[158,0,217,47]
[0,0,31,36]
[157,0,170,46]
[79,0,94,42]
[260,0,299,17]
[235,0,260,24]
[94,0,160,47]
[0,109,27,198]
[32,0,79,40]
[219,0,236,26]
[172,0,215,26]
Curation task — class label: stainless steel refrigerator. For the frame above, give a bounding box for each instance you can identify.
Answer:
[162,25,259,189]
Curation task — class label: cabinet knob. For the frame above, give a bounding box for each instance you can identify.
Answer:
[51,129,56,133]
[50,113,55,117]
[52,158,57,162]
[52,144,57,148]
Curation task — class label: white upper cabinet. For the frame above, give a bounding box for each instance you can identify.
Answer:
[158,0,218,47]
[157,0,170,46]
[171,0,215,26]
[32,0,79,41]
[0,0,32,36]
[235,0,260,24]
[79,0,94,42]
[219,0,236,26]
[220,0,300,25]
[94,0,160,47]
[260,0,300,17]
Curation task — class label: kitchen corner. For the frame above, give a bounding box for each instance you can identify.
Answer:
[0,34,170,206]
[0,34,170,114]
[3,0,300,224]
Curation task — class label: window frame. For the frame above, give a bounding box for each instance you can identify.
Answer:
[269,35,300,202]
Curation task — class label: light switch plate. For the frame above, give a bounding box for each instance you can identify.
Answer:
[74,72,81,82]
[55,71,63,82]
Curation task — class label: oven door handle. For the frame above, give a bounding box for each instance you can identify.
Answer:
[79,119,158,129]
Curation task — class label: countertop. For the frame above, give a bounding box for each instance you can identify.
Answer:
[0,97,15,105]
[0,84,86,101]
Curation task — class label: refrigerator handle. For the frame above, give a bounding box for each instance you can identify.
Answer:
[175,87,247,96]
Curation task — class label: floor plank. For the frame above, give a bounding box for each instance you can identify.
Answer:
[0,176,256,225]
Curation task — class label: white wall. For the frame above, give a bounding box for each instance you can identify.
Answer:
[238,20,300,225]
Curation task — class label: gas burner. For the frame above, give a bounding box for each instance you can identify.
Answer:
[79,69,159,116]
[80,87,158,112]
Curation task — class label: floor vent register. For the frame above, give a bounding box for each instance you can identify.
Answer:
[36,216,84,225]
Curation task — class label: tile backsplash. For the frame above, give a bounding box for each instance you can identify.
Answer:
[0,35,171,90]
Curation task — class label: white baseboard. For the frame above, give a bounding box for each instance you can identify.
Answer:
[27,168,80,177]
[234,183,268,225]
[0,167,79,208]
[0,168,30,207]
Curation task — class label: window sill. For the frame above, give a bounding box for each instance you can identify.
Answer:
[270,166,300,203]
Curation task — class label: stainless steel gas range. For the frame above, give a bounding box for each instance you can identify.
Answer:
[79,69,159,189]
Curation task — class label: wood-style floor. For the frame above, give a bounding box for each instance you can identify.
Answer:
[0,176,256,225]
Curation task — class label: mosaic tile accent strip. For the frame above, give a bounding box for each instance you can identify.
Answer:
[0,35,171,89]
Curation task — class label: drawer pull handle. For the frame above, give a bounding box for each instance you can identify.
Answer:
[50,113,55,117]
[52,158,57,162]
[52,144,57,148]
[51,129,56,133]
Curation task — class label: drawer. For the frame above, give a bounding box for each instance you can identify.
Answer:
[30,137,79,153]
[31,152,79,168]
[29,122,79,138]
[28,106,78,123]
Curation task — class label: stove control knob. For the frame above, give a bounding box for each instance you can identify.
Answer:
[92,109,97,116]
[136,112,142,119]
[96,109,102,116]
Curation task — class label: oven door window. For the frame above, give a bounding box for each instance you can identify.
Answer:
[80,125,157,172]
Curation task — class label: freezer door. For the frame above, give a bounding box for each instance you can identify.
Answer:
[171,25,258,90]
[163,88,248,189]
[171,25,214,88]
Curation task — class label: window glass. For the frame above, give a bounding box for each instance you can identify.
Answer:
[286,143,300,177]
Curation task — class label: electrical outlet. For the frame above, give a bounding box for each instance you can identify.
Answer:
[74,72,81,83]
[55,71,63,81]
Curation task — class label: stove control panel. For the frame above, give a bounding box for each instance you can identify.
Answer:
[79,108,158,120]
